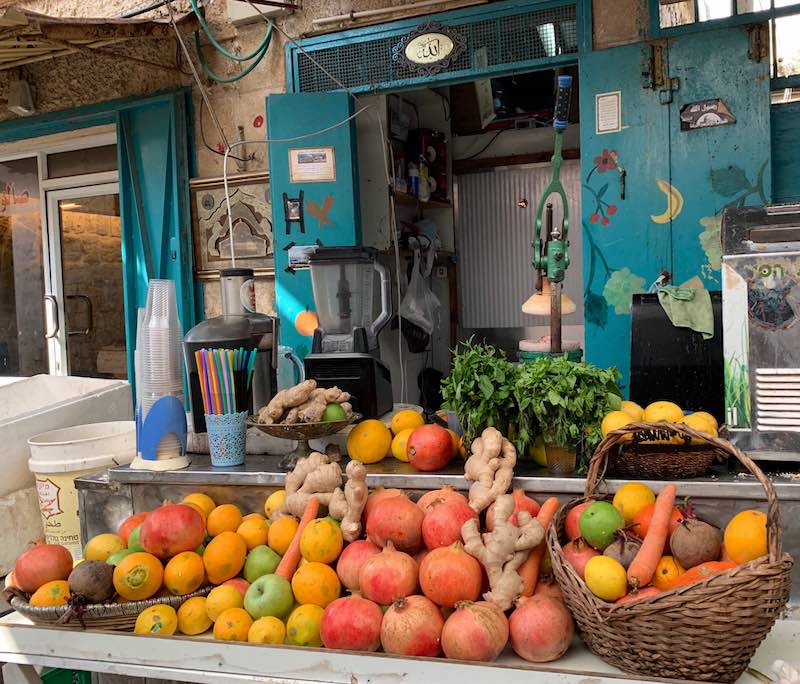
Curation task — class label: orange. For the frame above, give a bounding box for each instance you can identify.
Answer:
[268,516,298,556]
[242,513,266,523]
[612,482,656,524]
[390,428,414,462]
[206,584,243,621]
[446,429,460,458]
[113,552,163,601]
[724,510,767,564]
[207,504,243,537]
[182,493,216,519]
[237,517,270,551]
[163,551,205,596]
[390,409,424,435]
[203,531,247,584]
[347,419,391,464]
[299,517,343,564]
[84,533,126,562]
[290,561,341,608]
[177,596,212,635]
[134,604,177,636]
[652,555,685,590]
[213,607,253,642]
[30,580,70,607]
[264,490,286,518]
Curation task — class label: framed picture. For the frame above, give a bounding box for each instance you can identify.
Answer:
[190,171,274,279]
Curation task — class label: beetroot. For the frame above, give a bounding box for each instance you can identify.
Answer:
[670,519,721,569]
[336,540,381,592]
[358,541,418,605]
[407,425,453,471]
[603,537,641,569]
[320,594,383,652]
[419,543,482,608]
[509,595,573,662]
[441,601,509,662]
[486,489,540,530]
[14,544,73,593]
[562,538,600,579]
[381,595,444,656]
[139,504,205,560]
[417,486,469,514]
[422,498,477,549]
[366,494,424,553]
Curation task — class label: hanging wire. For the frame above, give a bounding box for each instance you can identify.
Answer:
[199,98,254,163]
[193,28,272,83]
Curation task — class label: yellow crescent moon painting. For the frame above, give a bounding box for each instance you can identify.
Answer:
[650,179,684,224]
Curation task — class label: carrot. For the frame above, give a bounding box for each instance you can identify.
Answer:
[626,484,677,590]
[275,496,320,580]
[519,497,560,596]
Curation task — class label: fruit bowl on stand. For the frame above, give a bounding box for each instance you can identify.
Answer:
[247,414,361,471]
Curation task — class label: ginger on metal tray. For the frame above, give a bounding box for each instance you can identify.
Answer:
[463,427,517,513]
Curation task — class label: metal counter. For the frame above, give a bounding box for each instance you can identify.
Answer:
[75,455,800,611]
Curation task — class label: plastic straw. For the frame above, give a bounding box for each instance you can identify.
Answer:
[195,350,209,415]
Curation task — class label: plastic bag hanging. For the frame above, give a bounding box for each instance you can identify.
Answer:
[399,244,440,336]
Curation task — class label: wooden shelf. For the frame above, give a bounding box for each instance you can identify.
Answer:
[393,192,452,209]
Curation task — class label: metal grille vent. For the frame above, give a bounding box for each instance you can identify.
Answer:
[755,368,800,432]
[294,4,578,93]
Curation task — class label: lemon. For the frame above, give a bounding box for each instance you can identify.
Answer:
[135,604,178,636]
[84,533,126,562]
[391,428,415,462]
[612,482,656,524]
[347,419,392,464]
[299,517,343,564]
[264,490,286,518]
[527,435,548,467]
[601,411,633,441]
[248,616,286,644]
[286,604,324,647]
[620,401,644,421]
[206,585,243,621]
[643,401,683,424]
[680,413,718,444]
[584,556,627,601]
[690,411,719,431]
[177,596,212,635]
[390,410,425,435]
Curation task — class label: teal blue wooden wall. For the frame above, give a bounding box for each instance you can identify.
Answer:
[771,101,800,204]
[580,27,770,394]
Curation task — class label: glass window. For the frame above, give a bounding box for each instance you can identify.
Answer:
[698,0,733,20]
[773,13,800,77]
[46,144,117,179]
[658,0,800,28]
[660,1,696,28]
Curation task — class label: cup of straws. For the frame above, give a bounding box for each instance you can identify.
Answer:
[194,347,256,467]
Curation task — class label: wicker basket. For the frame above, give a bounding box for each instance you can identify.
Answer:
[8,585,211,631]
[607,421,726,479]
[547,422,794,683]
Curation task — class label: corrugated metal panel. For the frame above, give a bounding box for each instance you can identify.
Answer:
[456,160,582,328]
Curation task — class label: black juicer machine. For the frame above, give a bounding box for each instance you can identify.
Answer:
[184,269,279,433]
[304,247,394,418]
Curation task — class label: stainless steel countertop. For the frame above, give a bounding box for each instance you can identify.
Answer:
[102,454,800,500]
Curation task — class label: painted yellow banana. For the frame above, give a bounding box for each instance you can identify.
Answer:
[650,179,684,224]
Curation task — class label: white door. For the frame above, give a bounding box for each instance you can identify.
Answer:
[44,183,126,378]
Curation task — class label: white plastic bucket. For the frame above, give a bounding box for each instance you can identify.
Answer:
[28,421,136,559]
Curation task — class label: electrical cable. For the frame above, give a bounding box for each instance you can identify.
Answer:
[200,98,253,163]
[189,0,273,62]
[461,128,506,160]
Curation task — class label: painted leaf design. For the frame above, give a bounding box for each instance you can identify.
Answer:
[585,291,609,329]
[709,166,750,197]
[597,183,608,199]
[602,268,646,315]
[698,216,722,271]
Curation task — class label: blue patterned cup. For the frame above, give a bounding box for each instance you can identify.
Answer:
[206,411,247,467]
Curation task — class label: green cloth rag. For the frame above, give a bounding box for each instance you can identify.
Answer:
[657,286,714,340]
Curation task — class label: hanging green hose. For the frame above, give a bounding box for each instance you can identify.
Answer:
[194,27,272,83]
[190,0,272,62]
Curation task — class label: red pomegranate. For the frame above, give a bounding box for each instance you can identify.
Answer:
[562,538,600,579]
[14,544,73,593]
[509,595,574,662]
[358,541,418,605]
[417,486,468,514]
[336,540,381,591]
[118,511,149,545]
[366,494,424,553]
[486,489,540,530]
[616,586,661,604]
[381,595,444,656]
[363,486,403,524]
[139,503,205,560]
[441,601,509,662]
[565,502,590,541]
[320,594,383,652]
[533,579,563,602]
[407,424,453,471]
[223,578,250,597]
[422,498,477,549]
[419,542,482,607]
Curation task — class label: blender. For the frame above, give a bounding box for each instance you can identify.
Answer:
[304,247,394,418]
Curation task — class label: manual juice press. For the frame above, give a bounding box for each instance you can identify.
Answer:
[184,268,279,433]
[304,247,394,418]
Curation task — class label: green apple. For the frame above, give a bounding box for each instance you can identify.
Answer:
[244,574,293,620]
[243,545,281,583]
[127,525,144,552]
[106,548,135,566]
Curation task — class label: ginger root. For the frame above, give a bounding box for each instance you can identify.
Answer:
[463,427,516,513]
[328,460,368,541]
[461,494,544,610]
[259,379,317,423]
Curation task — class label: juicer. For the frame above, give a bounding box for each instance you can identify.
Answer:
[304,247,394,418]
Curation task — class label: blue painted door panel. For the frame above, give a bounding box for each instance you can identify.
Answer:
[117,92,195,382]
[668,27,770,286]
[771,102,800,204]
[580,43,670,393]
[267,92,361,367]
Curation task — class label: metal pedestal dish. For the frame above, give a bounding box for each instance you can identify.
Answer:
[247,415,360,470]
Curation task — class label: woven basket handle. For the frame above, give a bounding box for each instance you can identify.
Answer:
[585,421,782,563]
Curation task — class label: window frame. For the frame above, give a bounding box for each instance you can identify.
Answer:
[650,0,800,37]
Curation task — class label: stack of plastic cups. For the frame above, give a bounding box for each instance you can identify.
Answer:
[136,280,184,459]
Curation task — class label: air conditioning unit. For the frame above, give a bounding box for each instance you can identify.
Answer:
[227,0,293,26]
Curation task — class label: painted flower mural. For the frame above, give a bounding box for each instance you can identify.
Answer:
[585,148,621,228]
[602,268,646,315]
